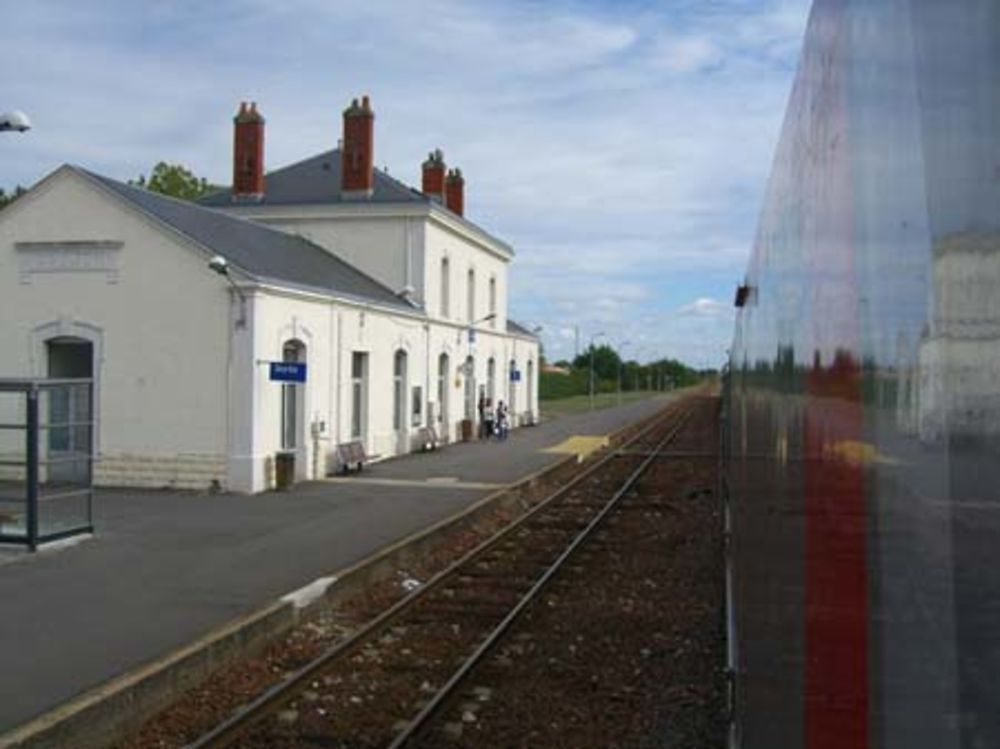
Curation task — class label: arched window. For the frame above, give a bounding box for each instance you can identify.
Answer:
[393,349,408,432]
[488,277,497,328]
[351,352,368,440]
[527,359,535,416]
[440,257,450,318]
[464,355,476,420]
[487,357,496,404]
[508,358,518,418]
[281,340,306,450]
[438,353,450,433]
[46,337,94,482]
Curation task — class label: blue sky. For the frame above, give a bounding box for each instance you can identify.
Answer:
[1,0,811,367]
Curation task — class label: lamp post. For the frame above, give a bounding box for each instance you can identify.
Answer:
[460,312,497,346]
[458,312,496,438]
[208,255,248,328]
[616,339,631,407]
[588,331,605,411]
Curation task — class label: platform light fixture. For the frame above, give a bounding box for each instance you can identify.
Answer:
[208,255,248,328]
[459,312,497,346]
[589,331,605,411]
[0,110,31,133]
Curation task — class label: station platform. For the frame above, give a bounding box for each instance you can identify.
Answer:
[0,396,672,733]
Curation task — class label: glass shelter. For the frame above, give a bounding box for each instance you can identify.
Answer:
[0,378,95,550]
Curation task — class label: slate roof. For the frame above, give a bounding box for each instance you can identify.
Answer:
[507,319,539,339]
[198,149,427,207]
[196,149,514,257]
[75,167,415,310]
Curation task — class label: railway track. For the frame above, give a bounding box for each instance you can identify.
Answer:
[184,399,699,749]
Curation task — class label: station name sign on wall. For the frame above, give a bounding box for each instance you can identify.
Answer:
[269,362,308,383]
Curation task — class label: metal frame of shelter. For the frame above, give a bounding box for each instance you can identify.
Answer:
[0,378,95,550]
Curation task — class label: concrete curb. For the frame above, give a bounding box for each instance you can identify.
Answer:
[0,404,665,749]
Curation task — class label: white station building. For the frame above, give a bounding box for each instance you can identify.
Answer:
[0,96,539,493]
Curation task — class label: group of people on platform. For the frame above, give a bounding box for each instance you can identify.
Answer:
[477,394,510,441]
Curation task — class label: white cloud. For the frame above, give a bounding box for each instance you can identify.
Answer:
[648,34,725,74]
[2,0,811,368]
[677,297,732,317]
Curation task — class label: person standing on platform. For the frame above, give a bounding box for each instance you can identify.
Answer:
[484,398,495,440]
[496,400,509,441]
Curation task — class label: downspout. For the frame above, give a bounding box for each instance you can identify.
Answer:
[336,308,344,451]
[424,321,431,430]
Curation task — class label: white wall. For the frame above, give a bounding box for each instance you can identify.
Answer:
[0,169,231,489]
[216,206,424,303]
[424,220,509,332]
[236,285,538,492]
[0,169,536,494]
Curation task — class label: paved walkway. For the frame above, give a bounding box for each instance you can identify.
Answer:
[0,396,672,732]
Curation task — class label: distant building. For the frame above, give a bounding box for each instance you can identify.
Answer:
[0,97,539,492]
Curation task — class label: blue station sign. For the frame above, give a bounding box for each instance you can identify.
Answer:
[510,369,522,382]
[269,362,307,383]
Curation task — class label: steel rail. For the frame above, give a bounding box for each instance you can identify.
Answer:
[184,401,687,749]
[387,406,694,749]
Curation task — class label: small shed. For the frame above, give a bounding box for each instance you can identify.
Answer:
[0,378,95,549]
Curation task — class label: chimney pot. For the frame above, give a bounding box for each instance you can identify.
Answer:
[341,95,375,198]
[232,101,266,200]
[445,166,465,216]
[422,147,447,203]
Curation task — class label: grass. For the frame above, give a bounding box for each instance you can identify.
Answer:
[539,390,667,419]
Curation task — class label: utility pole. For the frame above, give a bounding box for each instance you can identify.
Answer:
[589,331,604,411]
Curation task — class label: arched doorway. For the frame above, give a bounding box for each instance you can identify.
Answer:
[464,355,476,421]
[508,358,518,422]
[527,359,535,420]
[487,357,496,406]
[394,349,408,453]
[437,353,450,442]
[280,339,307,477]
[46,337,94,483]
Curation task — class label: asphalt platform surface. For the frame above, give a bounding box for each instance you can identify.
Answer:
[0,396,672,732]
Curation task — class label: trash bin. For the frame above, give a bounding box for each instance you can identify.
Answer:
[460,418,474,443]
[275,451,296,490]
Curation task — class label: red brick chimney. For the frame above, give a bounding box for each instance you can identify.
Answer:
[232,101,265,200]
[422,149,446,203]
[341,95,375,199]
[445,168,465,216]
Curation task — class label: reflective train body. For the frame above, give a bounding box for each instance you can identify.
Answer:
[725,1,1000,747]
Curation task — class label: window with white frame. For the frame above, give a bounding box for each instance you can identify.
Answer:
[467,268,476,322]
[351,352,368,440]
[440,257,450,318]
[489,276,497,328]
[281,340,306,450]
[393,349,408,431]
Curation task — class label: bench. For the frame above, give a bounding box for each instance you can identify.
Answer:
[335,440,369,474]
[414,426,439,452]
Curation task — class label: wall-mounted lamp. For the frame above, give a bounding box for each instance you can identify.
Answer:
[0,110,31,133]
[208,255,248,328]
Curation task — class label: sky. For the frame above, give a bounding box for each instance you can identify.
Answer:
[1,0,812,368]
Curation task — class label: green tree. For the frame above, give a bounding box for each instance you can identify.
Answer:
[572,344,622,382]
[0,185,28,211]
[131,162,216,201]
